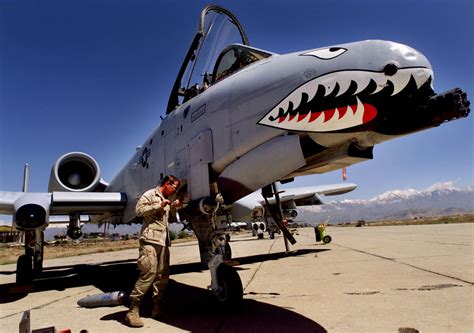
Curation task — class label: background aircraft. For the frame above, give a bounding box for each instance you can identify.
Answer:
[0,5,470,305]
[231,183,357,239]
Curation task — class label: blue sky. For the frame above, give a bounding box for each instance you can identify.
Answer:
[0,0,473,204]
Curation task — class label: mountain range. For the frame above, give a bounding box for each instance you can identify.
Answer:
[297,182,474,224]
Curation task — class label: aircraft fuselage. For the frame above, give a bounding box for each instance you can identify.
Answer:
[105,39,468,223]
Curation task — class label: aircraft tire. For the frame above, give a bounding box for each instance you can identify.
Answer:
[323,235,332,244]
[257,233,264,239]
[16,254,33,284]
[215,264,243,307]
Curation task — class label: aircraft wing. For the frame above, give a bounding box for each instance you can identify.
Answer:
[260,183,357,206]
[0,191,126,229]
[231,183,356,221]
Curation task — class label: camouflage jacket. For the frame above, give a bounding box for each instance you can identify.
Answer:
[136,187,174,246]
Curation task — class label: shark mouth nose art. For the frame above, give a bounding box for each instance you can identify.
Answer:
[273,96,377,132]
[258,68,433,132]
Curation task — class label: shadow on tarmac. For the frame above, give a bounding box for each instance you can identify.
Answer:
[0,248,329,298]
[0,248,329,331]
[103,279,327,332]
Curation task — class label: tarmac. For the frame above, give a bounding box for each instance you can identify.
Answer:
[0,223,472,332]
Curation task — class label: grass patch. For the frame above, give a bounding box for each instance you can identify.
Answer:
[0,235,197,265]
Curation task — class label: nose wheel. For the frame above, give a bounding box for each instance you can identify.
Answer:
[208,254,243,307]
[215,264,243,306]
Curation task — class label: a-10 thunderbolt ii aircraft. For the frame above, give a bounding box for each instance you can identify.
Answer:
[0,5,470,305]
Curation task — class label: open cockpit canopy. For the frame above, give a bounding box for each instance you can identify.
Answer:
[166,5,272,114]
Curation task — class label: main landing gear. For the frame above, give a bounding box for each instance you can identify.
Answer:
[16,213,82,284]
[16,229,44,284]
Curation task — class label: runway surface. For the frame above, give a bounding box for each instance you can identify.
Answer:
[1,223,473,332]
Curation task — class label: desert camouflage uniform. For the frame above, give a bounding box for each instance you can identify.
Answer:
[129,187,174,304]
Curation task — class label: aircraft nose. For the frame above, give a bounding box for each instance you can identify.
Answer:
[257,40,434,133]
[389,42,422,61]
[384,41,432,71]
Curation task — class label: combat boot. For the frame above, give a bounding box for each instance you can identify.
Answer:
[126,302,144,327]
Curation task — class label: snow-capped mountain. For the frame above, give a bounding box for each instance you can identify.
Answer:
[297,182,474,224]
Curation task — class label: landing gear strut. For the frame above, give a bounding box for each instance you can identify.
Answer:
[207,229,241,305]
[16,229,44,283]
[182,190,243,307]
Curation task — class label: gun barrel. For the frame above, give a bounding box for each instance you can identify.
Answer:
[425,88,470,126]
[383,87,470,136]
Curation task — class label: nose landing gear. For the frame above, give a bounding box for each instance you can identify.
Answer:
[184,193,243,307]
[208,254,243,307]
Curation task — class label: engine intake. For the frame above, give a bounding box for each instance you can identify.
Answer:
[48,152,101,192]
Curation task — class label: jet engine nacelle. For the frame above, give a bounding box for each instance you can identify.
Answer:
[48,152,102,192]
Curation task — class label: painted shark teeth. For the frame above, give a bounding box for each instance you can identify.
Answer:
[274,97,376,132]
[258,67,433,132]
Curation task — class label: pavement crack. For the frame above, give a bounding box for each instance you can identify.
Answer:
[333,243,474,285]
[345,291,381,295]
[417,283,463,291]
[245,291,280,296]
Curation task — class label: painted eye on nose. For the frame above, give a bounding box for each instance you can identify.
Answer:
[301,47,347,60]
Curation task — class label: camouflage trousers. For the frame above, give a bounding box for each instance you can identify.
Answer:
[129,242,170,304]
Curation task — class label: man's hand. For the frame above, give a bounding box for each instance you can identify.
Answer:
[171,199,181,208]
[160,199,171,208]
